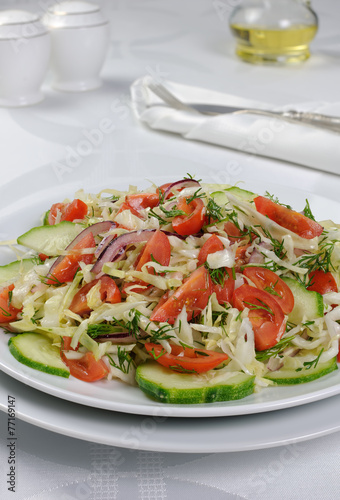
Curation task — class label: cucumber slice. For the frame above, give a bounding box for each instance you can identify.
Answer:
[282,277,324,324]
[136,361,255,404]
[265,356,337,385]
[225,186,256,202]
[8,333,69,378]
[0,259,36,284]
[42,210,50,225]
[210,186,256,209]
[17,221,83,256]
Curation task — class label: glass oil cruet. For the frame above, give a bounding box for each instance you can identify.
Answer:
[229,0,318,64]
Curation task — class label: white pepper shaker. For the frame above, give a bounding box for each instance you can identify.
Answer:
[0,10,50,106]
[42,1,109,92]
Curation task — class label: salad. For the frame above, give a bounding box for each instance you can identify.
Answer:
[1,177,340,404]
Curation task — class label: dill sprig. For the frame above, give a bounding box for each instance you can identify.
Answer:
[107,347,135,374]
[244,299,274,316]
[255,334,296,362]
[186,188,205,204]
[265,192,292,210]
[302,199,316,221]
[205,198,226,223]
[295,348,324,372]
[148,324,176,342]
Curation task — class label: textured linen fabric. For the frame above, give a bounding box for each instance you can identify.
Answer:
[1,411,339,500]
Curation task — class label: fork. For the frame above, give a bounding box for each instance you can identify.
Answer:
[147,80,340,133]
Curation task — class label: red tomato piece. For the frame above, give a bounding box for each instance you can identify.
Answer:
[62,336,79,351]
[307,270,337,295]
[224,221,245,242]
[38,253,49,261]
[117,201,142,219]
[254,196,323,239]
[233,285,286,351]
[150,267,212,324]
[46,232,96,285]
[136,230,171,274]
[158,183,174,199]
[48,199,88,225]
[0,284,22,322]
[48,203,63,225]
[213,268,235,305]
[121,281,153,296]
[243,267,294,315]
[172,197,205,236]
[197,234,224,267]
[61,351,109,382]
[126,193,159,211]
[145,343,228,374]
[69,275,121,316]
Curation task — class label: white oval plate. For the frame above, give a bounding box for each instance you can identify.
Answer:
[1,166,340,418]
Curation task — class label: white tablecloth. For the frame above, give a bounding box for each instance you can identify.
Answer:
[1,0,340,499]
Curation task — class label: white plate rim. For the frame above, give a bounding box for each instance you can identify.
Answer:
[1,369,340,453]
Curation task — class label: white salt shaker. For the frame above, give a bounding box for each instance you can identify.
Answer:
[0,10,50,106]
[42,1,109,92]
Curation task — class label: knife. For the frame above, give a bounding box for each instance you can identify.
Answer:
[186,103,340,133]
[147,80,340,133]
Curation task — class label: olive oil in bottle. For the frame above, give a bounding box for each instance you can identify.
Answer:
[229,1,318,64]
[230,24,318,64]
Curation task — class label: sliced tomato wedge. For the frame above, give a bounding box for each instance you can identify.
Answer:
[0,284,22,322]
[62,336,79,351]
[145,343,228,374]
[243,267,294,315]
[150,267,212,324]
[117,201,142,219]
[213,268,235,305]
[233,285,286,351]
[61,351,109,382]
[197,234,224,267]
[69,275,121,316]
[48,199,88,225]
[136,230,171,274]
[224,221,245,242]
[172,197,205,236]
[307,270,337,294]
[46,232,96,285]
[254,196,323,239]
[126,193,159,211]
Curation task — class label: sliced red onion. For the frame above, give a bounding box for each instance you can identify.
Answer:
[94,223,118,258]
[162,179,201,200]
[92,229,157,275]
[96,329,148,344]
[162,230,186,240]
[97,333,136,344]
[47,221,115,280]
[248,242,271,264]
[248,249,264,264]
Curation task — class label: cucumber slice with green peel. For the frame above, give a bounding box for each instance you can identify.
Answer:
[282,277,324,324]
[265,356,337,385]
[225,186,256,202]
[136,361,255,404]
[0,259,37,284]
[42,210,50,225]
[210,186,256,208]
[17,221,83,256]
[8,333,70,378]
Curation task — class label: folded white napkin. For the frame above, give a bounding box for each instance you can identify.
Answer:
[130,76,340,176]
